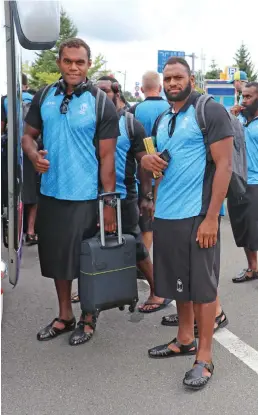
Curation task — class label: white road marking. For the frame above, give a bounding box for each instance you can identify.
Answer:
[141,281,258,375]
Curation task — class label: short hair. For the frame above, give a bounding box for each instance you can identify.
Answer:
[164,57,191,76]
[98,75,119,84]
[22,73,28,86]
[142,71,161,90]
[245,82,258,93]
[59,38,91,60]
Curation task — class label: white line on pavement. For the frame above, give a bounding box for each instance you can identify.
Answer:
[214,329,258,375]
[141,282,258,375]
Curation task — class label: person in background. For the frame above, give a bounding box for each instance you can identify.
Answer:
[129,71,170,312]
[71,76,171,317]
[228,82,258,283]
[142,57,233,389]
[229,70,248,116]
[2,74,39,245]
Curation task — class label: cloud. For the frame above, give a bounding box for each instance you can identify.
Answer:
[62,0,151,42]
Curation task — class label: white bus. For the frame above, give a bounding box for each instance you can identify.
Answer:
[1,1,60,316]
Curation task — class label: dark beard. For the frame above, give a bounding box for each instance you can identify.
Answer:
[164,81,192,102]
[241,98,258,118]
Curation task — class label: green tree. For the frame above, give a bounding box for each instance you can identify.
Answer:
[26,9,111,89]
[234,43,257,81]
[205,60,222,80]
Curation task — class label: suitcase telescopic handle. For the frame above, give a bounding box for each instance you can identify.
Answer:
[99,192,123,247]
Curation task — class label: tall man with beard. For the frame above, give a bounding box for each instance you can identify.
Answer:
[228,82,258,283]
[141,57,234,390]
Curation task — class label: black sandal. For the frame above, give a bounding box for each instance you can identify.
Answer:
[232,268,258,283]
[37,317,76,341]
[69,315,97,346]
[148,337,197,359]
[194,310,228,338]
[26,233,38,246]
[161,313,179,326]
[183,360,214,390]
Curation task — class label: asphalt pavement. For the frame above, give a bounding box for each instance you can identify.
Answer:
[1,217,258,415]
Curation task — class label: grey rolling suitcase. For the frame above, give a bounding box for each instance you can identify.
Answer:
[79,192,138,314]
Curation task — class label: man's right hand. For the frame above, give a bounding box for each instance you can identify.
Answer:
[141,154,168,176]
[31,150,50,173]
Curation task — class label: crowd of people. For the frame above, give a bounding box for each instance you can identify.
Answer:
[1,37,258,391]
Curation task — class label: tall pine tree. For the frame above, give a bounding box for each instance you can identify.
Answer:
[234,43,257,81]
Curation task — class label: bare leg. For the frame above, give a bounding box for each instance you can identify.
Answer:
[27,204,37,235]
[53,280,74,329]
[137,256,165,311]
[244,248,258,275]
[168,301,195,351]
[215,296,222,316]
[142,231,153,252]
[193,300,216,376]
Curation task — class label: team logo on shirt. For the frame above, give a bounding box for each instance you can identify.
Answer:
[79,103,88,115]
[46,101,56,106]
[177,279,183,293]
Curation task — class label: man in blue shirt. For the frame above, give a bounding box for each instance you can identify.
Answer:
[228,82,258,283]
[129,72,170,306]
[22,38,120,346]
[142,57,233,389]
[1,74,39,244]
[95,76,170,314]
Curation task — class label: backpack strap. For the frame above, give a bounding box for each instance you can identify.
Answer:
[195,94,213,144]
[39,83,54,107]
[195,94,214,161]
[125,111,135,140]
[95,88,107,130]
[152,108,171,138]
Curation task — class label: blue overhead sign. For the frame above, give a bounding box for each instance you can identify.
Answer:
[157,50,185,73]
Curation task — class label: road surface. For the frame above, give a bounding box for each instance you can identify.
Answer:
[2,218,258,415]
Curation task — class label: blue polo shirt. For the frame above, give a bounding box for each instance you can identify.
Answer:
[115,111,146,199]
[130,97,170,136]
[154,92,233,220]
[244,117,258,184]
[25,82,119,201]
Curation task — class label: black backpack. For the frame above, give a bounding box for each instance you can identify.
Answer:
[152,95,247,199]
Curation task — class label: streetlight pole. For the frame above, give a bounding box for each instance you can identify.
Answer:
[117,70,126,92]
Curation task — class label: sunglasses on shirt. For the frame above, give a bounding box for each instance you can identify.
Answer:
[60,95,73,114]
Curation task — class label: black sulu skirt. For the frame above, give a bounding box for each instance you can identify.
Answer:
[36,194,98,280]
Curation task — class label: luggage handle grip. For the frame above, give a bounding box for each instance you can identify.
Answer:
[99,192,121,200]
[99,192,122,247]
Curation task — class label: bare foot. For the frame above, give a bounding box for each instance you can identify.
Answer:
[138,295,166,312]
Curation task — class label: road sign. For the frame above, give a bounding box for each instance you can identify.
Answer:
[135,86,140,92]
[158,50,185,73]
[227,67,237,79]
[135,82,140,86]
[135,92,140,97]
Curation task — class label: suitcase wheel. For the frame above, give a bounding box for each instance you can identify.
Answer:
[119,306,125,311]
[129,299,138,313]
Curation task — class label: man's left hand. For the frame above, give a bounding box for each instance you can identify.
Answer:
[196,217,219,249]
[103,205,117,233]
[140,199,154,218]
